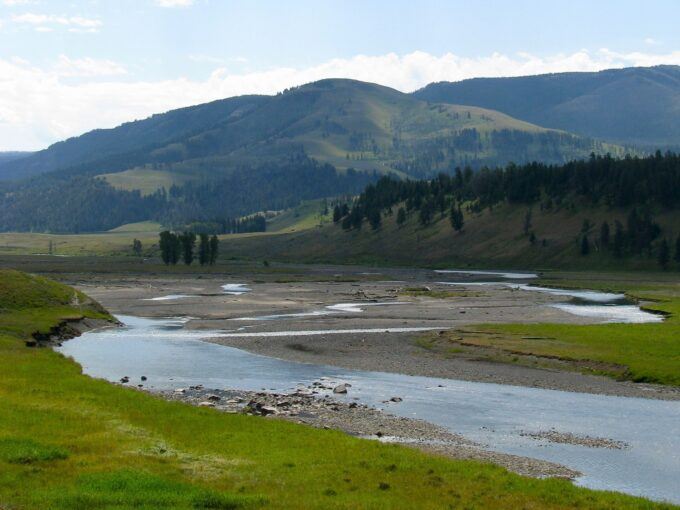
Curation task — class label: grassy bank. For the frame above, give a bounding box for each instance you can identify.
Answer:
[0,270,675,508]
[426,273,680,386]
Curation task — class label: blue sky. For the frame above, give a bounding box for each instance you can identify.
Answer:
[1,0,679,150]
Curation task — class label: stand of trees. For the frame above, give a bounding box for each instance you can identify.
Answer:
[0,156,378,233]
[333,152,680,269]
[181,214,267,235]
[159,231,218,266]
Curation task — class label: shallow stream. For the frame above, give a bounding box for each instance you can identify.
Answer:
[58,314,680,503]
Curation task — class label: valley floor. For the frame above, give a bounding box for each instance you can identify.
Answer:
[4,265,676,508]
[72,265,680,400]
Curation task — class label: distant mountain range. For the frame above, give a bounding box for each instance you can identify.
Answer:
[0,66,677,233]
[413,65,680,147]
[0,152,32,166]
[0,78,620,184]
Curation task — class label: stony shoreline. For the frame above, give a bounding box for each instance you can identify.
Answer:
[152,382,580,480]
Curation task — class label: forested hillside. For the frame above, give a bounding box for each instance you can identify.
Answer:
[0,96,267,181]
[0,156,376,233]
[0,78,624,233]
[218,153,680,270]
[413,65,680,148]
[0,152,31,169]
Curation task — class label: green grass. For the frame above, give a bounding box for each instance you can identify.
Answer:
[436,273,680,386]
[108,221,163,233]
[100,167,192,196]
[0,200,326,258]
[0,438,69,464]
[216,201,680,271]
[0,270,674,508]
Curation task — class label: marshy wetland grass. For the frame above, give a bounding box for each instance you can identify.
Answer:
[421,272,680,386]
[1,269,677,509]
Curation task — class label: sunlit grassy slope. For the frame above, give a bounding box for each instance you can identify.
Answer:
[0,200,325,256]
[100,167,192,195]
[218,201,680,271]
[2,270,672,508]
[2,197,678,272]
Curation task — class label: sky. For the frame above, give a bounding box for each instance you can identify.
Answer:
[1,0,679,151]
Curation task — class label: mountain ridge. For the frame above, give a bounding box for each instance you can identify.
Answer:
[0,78,619,185]
[413,65,680,147]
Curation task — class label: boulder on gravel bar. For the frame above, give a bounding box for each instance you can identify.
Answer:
[333,384,349,394]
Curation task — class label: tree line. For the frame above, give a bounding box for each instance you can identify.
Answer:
[159,231,219,266]
[0,156,378,233]
[333,151,680,269]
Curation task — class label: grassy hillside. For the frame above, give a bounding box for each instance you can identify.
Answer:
[0,79,629,234]
[0,96,266,181]
[3,271,671,508]
[413,65,680,147]
[101,167,193,195]
[1,195,677,272]
[2,79,620,188]
[0,201,325,256]
[106,79,619,182]
[217,201,680,271]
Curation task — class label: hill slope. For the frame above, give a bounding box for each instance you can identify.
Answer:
[217,201,680,271]
[0,95,267,181]
[413,65,680,147]
[0,79,617,185]
[0,79,627,232]
[217,153,680,271]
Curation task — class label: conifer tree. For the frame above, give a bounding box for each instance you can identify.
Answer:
[368,209,381,230]
[450,204,464,231]
[523,209,532,235]
[396,207,407,227]
[332,205,342,223]
[180,231,196,265]
[613,222,625,258]
[132,238,142,256]
[208,235,219,265]
[159,231,173,265]
[198,234,209,266]
[658,238,670,270]
[600,221,610,248]
[580,235,590,256]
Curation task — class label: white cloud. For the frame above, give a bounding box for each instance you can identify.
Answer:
[10,12,102,32]
[154,0,194,7]
[2,0,38,5]
[1,49,679,151]
[644,38,661,46]
[53,55,127,77]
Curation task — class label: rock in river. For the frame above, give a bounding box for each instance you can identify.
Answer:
[333,383,349,394]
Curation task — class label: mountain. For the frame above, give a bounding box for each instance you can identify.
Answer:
[0,79,624,232]
[0,96,267,182]
[0,79,616,185]
[413,65,680,148]
[0,151,32,169]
